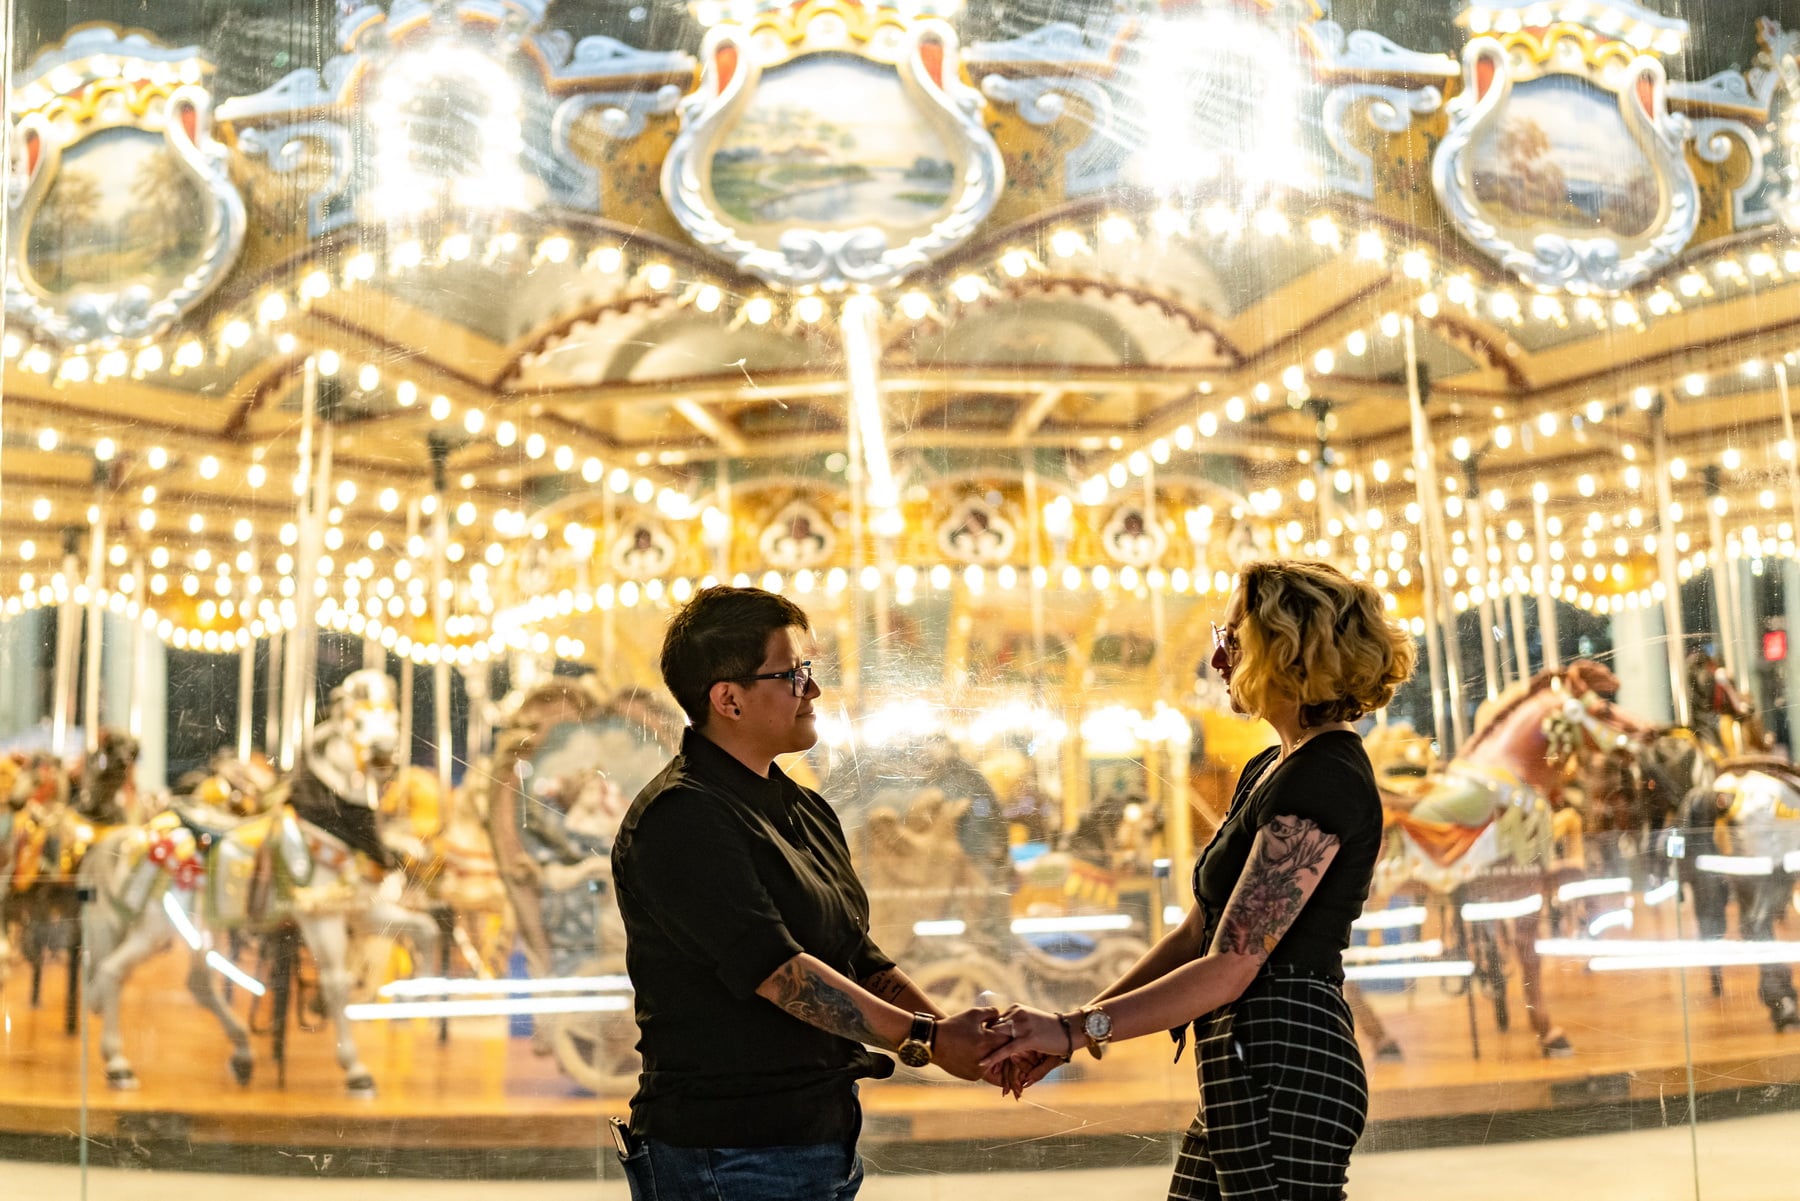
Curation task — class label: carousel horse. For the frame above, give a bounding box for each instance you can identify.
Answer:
[29,733,139,1021]
[1372,660,1659,1056]
[79,669,419,1094]
[1687,650,1768,756]
[1669,751,1800,1031]
[366,764,510,985]
[862,788,992,961]
[480,675,680,1093]
[2,752,70,909]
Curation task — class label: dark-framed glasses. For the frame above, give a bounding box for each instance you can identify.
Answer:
[726,661,814,697]
[1211,623,1239,659]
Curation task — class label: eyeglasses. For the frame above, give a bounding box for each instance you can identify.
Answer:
[1211,623,1239,660]
[724,661,815,697]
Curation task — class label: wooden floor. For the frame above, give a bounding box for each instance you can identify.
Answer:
[4,915,1799,1156]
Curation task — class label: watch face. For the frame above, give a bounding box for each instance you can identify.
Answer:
[897,1040,932,1068]
[1085,1009,1113,1041]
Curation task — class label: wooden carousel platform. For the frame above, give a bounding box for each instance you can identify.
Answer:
[5,915,1800,1175]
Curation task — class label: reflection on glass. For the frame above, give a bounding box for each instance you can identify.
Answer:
[0,0,1797,1196]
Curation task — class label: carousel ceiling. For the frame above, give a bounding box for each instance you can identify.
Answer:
[2,0,1799,664]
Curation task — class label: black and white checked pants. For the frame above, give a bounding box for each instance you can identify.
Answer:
[1168,970,1368,1201]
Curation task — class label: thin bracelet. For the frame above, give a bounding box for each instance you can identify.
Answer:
[1057,1012,1075,1060]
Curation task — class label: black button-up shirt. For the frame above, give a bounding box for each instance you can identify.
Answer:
[612,729,895,1148]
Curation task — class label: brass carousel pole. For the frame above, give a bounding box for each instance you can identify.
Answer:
[237,627,255,761]
[841,294,893,705]
[1531,486,1561,670]
[264,628,282,755]
[82,469,107,755]
[1776,361,1800,741]
[1404,317,1464,751]
[1023,463,1048,675]
[52,526,82,758]
[1648,396,1691,726]
[1146,465,1190,866]
[1464,472,1501,701]
[1503,534,1532,684]
[280,355,324,770]
[1779,362,1800,545]
[129,556,147,743]
[1703,466,1741,684]
[601,487,617,683]
[402,500,423,762]
[430,437,454,803]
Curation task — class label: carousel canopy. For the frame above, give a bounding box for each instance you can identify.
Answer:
[1,0,1798,670]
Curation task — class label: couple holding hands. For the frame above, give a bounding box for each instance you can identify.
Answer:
[613,561,1414,1201]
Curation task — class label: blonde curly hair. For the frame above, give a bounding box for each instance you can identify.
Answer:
[1229,559,1417,727]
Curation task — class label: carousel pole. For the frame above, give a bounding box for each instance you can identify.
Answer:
[1703,466,1741,683]
[843,397,869,699]
[712,462,732,582]
[1778,362,1800,544]
[83,470,107,755]
[841,294,894,703]
[52,526,83,758]
[280,355,323,770]
[1145,464,1190,868]
[1776,361,1800,744]
[264,629,283,757]
[237,633,255,762]
[1648,396,1691,726]
[1463,467,1501,701]
[1531,486,1562,670]
[1023,463,1048,673]
[1404,317,1464,751]
[128,557,147,742]
[430,436,454,802]
[1503,535,1532,684]
[601,487,617,681]
[399,500,420,763]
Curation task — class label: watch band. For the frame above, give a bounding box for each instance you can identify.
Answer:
[908,1012,937,1048]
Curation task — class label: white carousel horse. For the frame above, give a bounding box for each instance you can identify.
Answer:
[79,669,427,1094]
[1680,754,1800,1031]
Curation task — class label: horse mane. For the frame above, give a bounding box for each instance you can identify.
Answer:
[1462,667,1573,754]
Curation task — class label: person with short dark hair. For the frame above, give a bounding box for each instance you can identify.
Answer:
[980,560,1417,1201]
[611,586,1006,1200]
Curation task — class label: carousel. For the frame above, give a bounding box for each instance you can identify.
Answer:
[2,0,1800,1174]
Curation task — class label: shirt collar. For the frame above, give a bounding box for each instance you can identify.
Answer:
[681,727,793,812]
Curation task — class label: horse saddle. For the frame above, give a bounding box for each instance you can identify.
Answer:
[173,802,239,845]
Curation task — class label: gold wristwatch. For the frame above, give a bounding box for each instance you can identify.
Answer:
[1080,1005,1114,1058]
[897,1012,937,1068]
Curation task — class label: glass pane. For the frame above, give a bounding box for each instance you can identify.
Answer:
[1,1,1796,1199]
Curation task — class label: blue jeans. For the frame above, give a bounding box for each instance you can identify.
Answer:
[621,1137,864,1201]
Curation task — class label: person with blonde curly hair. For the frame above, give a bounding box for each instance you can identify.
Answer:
[982,559,1416,1201]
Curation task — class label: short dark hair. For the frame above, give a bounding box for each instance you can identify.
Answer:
[660,587,811,727]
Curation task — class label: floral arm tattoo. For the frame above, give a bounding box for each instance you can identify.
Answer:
[1213,816,1340,961]
[765,958,885,1046]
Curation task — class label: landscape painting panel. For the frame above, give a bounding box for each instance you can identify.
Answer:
[1467,75,1659,239]
[711,54,957,234]
[25,127,207,294]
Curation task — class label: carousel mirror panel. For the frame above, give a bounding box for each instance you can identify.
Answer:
[3,0,1799,1197]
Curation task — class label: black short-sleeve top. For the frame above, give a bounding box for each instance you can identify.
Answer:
[1191,730,1382,979]
[611,729,895,1148]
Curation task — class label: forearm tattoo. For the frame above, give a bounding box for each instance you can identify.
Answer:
[768,959,884,1046]
[861,966,911,1005]
[1215,816,1338,960]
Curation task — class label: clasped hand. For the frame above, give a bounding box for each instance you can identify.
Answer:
[976,1005,1072,1099]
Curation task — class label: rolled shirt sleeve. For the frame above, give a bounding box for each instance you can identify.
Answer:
[626,791,805,998]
